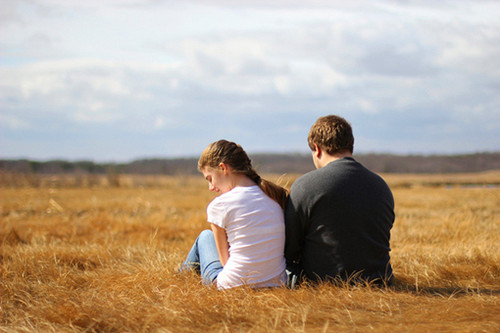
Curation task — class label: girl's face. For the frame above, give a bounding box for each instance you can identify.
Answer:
[201,165,232,194]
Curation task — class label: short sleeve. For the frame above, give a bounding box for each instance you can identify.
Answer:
[207,197,227,228]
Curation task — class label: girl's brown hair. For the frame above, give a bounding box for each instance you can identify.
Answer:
[198,140,288,209]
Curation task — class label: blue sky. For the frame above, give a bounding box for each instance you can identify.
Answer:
[1,0,499,162]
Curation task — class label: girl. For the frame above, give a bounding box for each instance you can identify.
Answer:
[180,140,288,289]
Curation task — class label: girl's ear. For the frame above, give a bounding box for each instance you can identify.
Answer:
[218,162,230,174]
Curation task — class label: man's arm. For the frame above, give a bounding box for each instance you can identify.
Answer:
[284,191,307,265]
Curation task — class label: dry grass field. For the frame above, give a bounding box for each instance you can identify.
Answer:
[1,171,499,332]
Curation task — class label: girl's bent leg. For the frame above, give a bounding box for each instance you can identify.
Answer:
[197,230,224,284]
[180,239,201,273]
[180,229,223,285]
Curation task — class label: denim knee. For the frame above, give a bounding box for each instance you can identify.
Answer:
[198,229,214,242]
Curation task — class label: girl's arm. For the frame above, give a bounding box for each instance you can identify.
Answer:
[210,223,229,266]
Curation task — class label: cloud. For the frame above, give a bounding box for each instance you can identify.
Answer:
[1,0,500,161]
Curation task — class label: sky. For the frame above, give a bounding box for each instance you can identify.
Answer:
[1,0,499,162]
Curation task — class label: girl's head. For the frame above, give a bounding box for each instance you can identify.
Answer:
[198,140,261,184]
[198,140,288,209]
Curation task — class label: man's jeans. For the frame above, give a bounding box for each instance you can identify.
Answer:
[180,229,223,285]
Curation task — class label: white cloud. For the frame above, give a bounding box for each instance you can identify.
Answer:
[1,0,500,160]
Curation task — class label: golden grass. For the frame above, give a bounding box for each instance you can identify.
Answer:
[1,173,499,332]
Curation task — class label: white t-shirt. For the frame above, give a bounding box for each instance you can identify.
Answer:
[207,185,287,290]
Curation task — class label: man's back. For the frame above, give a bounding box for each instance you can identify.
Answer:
[285,157,395,284]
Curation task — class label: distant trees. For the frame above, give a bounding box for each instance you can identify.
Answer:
[1,152,499,175]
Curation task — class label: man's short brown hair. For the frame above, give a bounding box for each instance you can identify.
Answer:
[307,115,354,155]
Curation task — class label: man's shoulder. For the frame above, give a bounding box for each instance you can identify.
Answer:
[290,158,365,192]
[289,168,329,199]
[293,168,322,187]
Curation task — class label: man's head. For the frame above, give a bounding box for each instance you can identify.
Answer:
[308,115,354,155]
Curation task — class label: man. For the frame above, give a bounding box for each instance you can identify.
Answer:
[285,115,395,285]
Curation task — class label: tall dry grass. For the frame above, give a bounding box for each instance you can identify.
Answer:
[1,173,499,332]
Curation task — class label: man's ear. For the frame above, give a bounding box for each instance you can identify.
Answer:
[313,144,322,159]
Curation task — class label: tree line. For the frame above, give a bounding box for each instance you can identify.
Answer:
[1,152,499,175]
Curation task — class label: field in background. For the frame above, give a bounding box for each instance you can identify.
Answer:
[1,172,499,332]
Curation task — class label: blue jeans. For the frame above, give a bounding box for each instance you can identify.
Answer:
[180,229,223,285]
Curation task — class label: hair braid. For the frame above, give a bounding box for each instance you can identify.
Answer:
[243,166,261,185]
